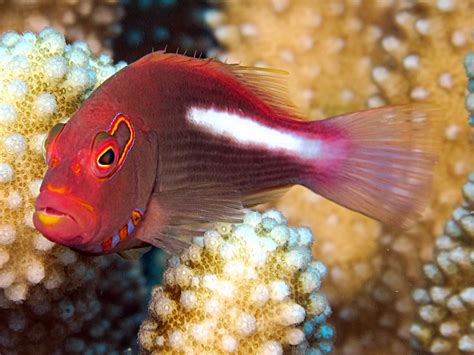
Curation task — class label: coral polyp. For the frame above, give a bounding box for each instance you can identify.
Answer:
[139,209,333,354]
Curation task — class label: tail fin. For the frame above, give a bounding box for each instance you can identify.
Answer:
[307,105,439,228]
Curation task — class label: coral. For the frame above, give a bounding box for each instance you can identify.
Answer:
[408,37,474,355]
[208,1,474,353]
[206,0,397,311]
[0,256,146,354]
[139,209,334,354]
[0,0,124,55]
[410,173,474,354]
[373,1,474,226]
[114,0,217,62]
[0,28,145,353]
[335,2,474,351]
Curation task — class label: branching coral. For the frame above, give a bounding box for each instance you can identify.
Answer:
[0,28,146,353]
[373,1,473,224]
[139,209,334,354]
[408,40,474,355]
[337,1,474,350]
[410,173,474,353]
[0,0,124,55]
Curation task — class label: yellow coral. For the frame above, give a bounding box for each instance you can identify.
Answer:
[208,1,474,353]
[325,2,474,353]
[0,0,123,55]
[139,209,334,354]
[353,0,474,347]
[374,1,474,225]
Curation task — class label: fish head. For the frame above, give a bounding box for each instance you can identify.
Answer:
[34,103,158,254]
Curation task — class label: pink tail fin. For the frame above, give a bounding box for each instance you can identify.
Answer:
[307,105,439,228]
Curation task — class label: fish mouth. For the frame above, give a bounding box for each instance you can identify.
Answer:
[34,191,97,247]
[40,207,77,222]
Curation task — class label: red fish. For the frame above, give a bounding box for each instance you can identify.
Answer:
[33,52,438,255]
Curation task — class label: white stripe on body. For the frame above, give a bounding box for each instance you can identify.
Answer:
[187,107,321,160]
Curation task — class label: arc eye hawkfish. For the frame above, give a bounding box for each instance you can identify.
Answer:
[33,51,438,256]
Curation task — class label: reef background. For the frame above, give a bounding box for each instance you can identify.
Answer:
[0,1,473,354]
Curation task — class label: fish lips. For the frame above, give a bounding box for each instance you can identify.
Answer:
[33,191,97,247]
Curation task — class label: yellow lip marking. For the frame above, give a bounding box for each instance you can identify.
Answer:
[37,211,64,225]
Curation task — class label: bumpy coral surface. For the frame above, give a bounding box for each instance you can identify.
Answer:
[0,0,123,55]
[0,27,125,305]
[408,39,474,355]
[373,1,473,226]
[410,173,474,354]
[208,1,474,353]
[206,0,396,310]
[339,2,474,351]
[139,209,334,354]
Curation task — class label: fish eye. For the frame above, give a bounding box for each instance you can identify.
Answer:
[91,132,120,178]
[97,148,115,166]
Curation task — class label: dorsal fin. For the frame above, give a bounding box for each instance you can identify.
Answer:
[133,51,305,120]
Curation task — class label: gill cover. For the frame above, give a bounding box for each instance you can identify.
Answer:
[43,122,65,165]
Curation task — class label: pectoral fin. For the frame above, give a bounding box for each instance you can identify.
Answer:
[133,183,245,253]
[118,246,152,260]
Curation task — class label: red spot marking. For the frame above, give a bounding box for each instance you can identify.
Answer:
[101,238,113,252]
[119,225,128,241]
[50,157,60,168]
[131,210,142,225]
[72,163,81,175]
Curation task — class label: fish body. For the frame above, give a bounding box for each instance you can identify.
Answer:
[33,52,438,255]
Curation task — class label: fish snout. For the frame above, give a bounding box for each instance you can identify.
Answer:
[33,191,97,247]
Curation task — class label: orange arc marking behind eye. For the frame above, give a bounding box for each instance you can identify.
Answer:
[107,113,135,174]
